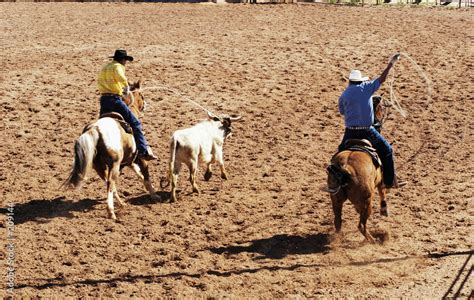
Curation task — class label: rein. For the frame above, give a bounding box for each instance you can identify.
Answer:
[128,90,135,107]
[125,90,145,118]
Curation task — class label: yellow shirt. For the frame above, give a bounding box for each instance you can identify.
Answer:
[97,60,128,95]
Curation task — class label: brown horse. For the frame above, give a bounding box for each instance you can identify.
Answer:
[63,80,159,220]
[326,96,388,243]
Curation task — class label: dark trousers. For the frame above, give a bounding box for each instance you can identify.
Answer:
[338,127,395,186]
[99,95,149,154]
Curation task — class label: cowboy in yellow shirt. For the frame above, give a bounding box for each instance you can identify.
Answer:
[98,49,157,161]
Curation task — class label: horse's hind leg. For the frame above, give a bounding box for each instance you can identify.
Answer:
[106,180,116,220]
[330,194,345,233]
[378,185,389,217]
[358,201,375,243]
[106,163,121,220]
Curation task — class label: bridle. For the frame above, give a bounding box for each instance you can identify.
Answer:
[373,96,388,132]
[125,90,146,117]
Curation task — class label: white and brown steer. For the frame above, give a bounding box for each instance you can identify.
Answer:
[166,112,242,202]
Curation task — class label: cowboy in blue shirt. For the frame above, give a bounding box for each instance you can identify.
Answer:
[338,54,405,189]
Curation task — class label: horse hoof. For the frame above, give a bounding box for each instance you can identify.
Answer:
[221,173,228,180]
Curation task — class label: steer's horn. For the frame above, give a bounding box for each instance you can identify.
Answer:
[229,115,243,122]
[207,110,220,120]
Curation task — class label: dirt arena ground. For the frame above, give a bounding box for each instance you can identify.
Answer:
[1,2,473,298]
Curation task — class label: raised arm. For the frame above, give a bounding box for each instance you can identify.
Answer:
[378,53,400,84]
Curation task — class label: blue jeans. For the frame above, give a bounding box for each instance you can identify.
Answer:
[99,95,149,154]
[338,127,395,186]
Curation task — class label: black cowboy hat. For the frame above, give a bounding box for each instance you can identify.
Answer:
[110,49,134,62]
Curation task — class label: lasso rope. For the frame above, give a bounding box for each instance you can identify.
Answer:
[385,52,435,171]
[141,53,432,125]
[141,84,219,117]
[386,52,433,118]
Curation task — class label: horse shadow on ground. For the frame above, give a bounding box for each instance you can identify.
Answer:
[128,189,201,205]
[208,233,331,259]
[14,250,472,292]
[0,197,100,225]
[127,191,170,205]
[0,192,172,225]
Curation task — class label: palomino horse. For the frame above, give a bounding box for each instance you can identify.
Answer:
[326,96,388,243]
[63,80,159,220]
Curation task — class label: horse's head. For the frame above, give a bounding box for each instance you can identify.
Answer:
[372,95,386,133]
[123,79,146,117]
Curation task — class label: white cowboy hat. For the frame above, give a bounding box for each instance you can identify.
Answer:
[348,70,369,82]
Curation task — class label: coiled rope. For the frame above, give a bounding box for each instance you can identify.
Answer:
[386,52,433,118]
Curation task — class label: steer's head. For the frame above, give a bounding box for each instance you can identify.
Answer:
[207,111,243,140]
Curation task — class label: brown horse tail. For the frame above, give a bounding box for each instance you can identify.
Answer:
[326,163,353,194]
[63,128,99,189]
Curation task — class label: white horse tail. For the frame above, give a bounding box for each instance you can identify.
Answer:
[63,128,99,189]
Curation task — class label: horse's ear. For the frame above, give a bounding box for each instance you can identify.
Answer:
[129,80,141,91]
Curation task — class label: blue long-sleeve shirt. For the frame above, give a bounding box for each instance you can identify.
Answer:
[339,78,381,128]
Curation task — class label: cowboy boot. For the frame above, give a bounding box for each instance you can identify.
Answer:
[139,146,158,161]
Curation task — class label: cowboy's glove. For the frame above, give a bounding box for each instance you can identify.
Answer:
[389,53,400,65]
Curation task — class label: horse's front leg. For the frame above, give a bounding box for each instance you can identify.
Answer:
[133,160,161,201]
[113,186,127,208]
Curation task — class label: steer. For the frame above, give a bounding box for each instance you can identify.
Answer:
[167,112,242,202]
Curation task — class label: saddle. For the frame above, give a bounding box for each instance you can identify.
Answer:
[342,139,382,168]
[100,112,133,134]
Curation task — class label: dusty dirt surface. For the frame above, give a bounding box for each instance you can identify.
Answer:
[1,3,473,298]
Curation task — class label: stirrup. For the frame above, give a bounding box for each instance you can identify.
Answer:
[138,147,157,161]
[386,178,407,189]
